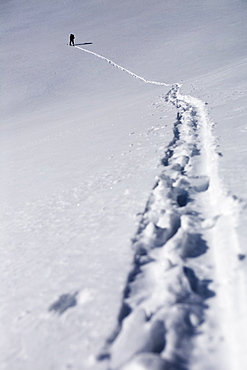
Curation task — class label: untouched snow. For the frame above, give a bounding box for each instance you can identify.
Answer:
[1,0,247,369]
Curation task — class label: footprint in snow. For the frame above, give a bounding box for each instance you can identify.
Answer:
[48,289,93,315]
[49,292,78,315]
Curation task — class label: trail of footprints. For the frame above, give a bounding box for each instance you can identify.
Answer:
[99,84,216,370]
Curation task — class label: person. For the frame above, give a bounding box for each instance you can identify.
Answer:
[69,34,75,46]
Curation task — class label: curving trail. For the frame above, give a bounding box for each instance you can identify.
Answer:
[74,46,244,369]
[75,46,173,87]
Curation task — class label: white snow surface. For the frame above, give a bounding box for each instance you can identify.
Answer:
[1,0,247,369]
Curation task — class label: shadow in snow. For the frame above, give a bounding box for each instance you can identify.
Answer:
[181,233,208,259]
[74,42,93,46]
[183,267,215,299]
[49,292,78,315]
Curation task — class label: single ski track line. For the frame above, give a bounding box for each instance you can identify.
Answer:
[72,46,245,369]
[75,46,173,87]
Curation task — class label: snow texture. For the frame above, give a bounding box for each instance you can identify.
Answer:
[1,0,247,369]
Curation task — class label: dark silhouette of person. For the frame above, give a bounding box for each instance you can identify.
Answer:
[69,34,75,46]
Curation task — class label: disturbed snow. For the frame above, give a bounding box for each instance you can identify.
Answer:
[1,0,247,369]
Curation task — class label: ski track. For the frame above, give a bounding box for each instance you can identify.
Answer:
[74,47,243,369]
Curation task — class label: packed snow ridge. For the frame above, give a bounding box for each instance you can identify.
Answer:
[75,47,242,369]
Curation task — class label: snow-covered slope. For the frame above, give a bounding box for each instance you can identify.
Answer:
[1,0,247,369]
